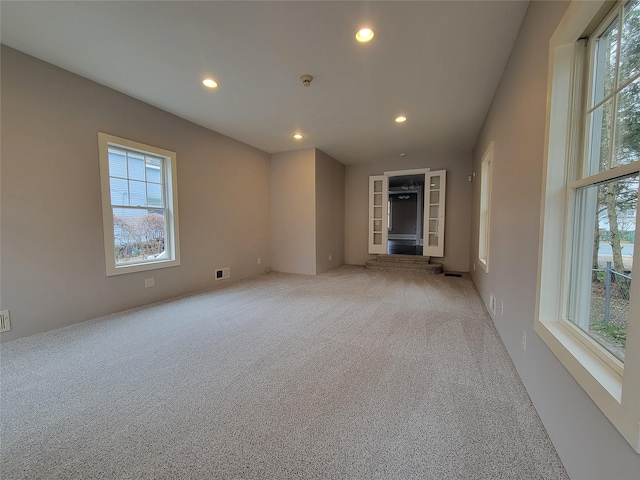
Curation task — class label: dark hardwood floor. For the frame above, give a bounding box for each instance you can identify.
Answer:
[387,240,423,255]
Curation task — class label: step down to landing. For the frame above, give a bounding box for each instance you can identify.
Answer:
[366,254,443,274]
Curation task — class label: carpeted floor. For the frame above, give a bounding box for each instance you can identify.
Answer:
[1,266,568,479]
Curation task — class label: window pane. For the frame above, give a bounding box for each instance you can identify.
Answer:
[146,157,162,183]
[108,149,127,178]
[613,76,640,167]
[592,18,619,106]
[147,182,163,207]
[587,99,614,174]
[568,175,637,362]
[112,208,166,264]
[129,180,147,206]
[127,152,145,181]
[110,177,129,206]
[619,0,640,84]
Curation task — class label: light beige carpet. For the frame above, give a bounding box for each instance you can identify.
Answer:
[1,266,568,479]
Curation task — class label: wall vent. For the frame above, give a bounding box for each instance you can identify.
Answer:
[215,267,230,280]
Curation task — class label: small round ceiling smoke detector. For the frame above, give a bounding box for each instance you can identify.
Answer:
[300,74,313,87]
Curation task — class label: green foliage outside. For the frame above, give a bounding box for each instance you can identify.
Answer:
[591,320,627,346]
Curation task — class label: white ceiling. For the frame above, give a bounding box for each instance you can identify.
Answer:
[1,1,529,165]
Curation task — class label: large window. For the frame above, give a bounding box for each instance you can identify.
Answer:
[98,133,180,276]
[478,142,493,272]
[537,0,640,452]
[567,0,640,368]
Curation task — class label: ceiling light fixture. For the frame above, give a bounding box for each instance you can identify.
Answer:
[202,78,218,88]
[395,116,407,123]
[293,133,303,140]
[356,28,374,43]
[402,176,419,191]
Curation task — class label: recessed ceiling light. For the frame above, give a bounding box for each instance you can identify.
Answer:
[356,28,374,43]
[202,78,218,88]
[395,116,407,123]
[293,133,303,140]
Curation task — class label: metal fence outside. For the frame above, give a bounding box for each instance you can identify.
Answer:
[591,261,631,327]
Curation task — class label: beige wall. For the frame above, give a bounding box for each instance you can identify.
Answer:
[315,150,345,274]
[345,154,472,272]
[469,2,640,478]
[1,46,271,341]
[270,149,317,275]
[270,148,345,276]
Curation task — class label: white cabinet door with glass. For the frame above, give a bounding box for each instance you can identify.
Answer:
[368,175,388,254]
[423,170,446,257]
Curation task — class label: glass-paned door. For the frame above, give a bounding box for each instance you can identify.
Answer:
[368,175,388,254]
[423,170,446,257]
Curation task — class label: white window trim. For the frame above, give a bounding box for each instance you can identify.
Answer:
[478,142,493,272]
[98,133,181,276]
[536,0,640,453]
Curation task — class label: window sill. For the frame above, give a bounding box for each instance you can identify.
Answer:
[478,258,488,273]
[534,318,640,452]
[107,258,180,277]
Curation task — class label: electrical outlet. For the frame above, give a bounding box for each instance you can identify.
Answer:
[329,254,332,261]
[522,330,527,351]
[145,277,155,288]
[500,301,504,314]
[215,267,231,280]
[258,257,262,265]
[473,262,476,271]
[0,310,11,333]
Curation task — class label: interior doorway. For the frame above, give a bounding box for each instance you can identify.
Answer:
[388,174,424,255]
[368,169,445,257]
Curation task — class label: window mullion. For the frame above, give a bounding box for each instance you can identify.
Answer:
[569,160,640,189]
[607,8,624,171]
[126,151,132,207]
[570,39,589,182]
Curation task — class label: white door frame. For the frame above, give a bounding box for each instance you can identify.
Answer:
[385,168,431,256]
[369,168,445,257]
[385,168,431,177]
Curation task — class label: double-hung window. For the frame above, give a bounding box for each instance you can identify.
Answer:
[537,0,640,452]
[567,1,640,369]
[98,133,180,276]
[478,142,493,272]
